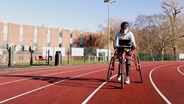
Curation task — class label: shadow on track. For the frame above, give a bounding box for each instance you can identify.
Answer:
[0,74,143,89]
[0,74,114,88]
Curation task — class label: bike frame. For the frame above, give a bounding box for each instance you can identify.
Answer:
[111,47,139,71]
[107,46,143,87]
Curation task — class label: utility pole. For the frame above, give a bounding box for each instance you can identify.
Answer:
[104,0,116,61]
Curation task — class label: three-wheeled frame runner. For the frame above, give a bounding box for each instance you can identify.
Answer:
[107,39,144,89]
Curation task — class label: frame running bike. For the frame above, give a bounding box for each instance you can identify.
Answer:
[107,46,143,89]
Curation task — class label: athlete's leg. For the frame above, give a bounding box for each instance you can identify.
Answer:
[125,51,132,84]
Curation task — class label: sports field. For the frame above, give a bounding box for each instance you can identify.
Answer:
[0,61,184,104]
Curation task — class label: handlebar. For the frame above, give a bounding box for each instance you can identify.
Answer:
[114,45,132,52]
[114,45,131,49]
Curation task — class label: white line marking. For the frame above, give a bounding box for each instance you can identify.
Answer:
[82,74,117,104]
[177,65,184,76]
[0,69,107,103]
[0,65,99,78]
[0,64,155,103]
[82,64,153,103]
[0,68,60,78]
[149,65,172,104]
[0,66,106,86]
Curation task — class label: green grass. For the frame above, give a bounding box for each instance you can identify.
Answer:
[14,62,30,66]
[0,59,109,72]
[47,60,108,65]
[12,59,109,66]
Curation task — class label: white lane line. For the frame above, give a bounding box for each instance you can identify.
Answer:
[0,68,61,78]
[177,65,184,76]
[0,66,63,75]
[82,74,117,104]
[0,66,106,86]
[149,65,172,104]
[0,65,99,78]
[82,64,154,104]
[0,69,107,104]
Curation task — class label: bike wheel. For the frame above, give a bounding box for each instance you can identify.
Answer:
[137,56,144,83]
[107,57,114,82]
[121,59,124,88]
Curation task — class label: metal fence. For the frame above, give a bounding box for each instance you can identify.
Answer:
[0,44,180,69]
[0,46,110,69]
[138,52,173,61]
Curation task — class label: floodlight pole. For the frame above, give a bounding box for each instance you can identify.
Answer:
[104,0,116,61]
[108,2,110,61]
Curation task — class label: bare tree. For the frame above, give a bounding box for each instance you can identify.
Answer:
[98,18,124,52]
[162,0,184,60]
[176,14,184,54]
[72,32,107,50]
[134,15,157,61]
[152,14,173,61]
[134,14,174,61]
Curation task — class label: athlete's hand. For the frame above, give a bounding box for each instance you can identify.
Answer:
[131,45,135,50]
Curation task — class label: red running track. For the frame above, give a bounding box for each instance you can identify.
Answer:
[0,62,184,104]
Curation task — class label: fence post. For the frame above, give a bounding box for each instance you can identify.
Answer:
[8,47,11,67]
[68,51,70,64]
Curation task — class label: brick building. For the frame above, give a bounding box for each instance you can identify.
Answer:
[0,22,4,46]
[8,23,20,45]
[0,21,96,64]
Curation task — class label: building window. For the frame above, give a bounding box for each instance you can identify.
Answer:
[80,33,83,47]
[59,30,62,47]
[59,43,62,47]
[20,25,24,45]
[70,32,73,38]
[19,56,24,61]
[70,32,73,47]
[3,23,8,46]
[47,28,50,47]
[34,26,38,48]
[47,43,50,47]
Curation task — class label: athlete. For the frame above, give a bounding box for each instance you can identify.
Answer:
[113,21,136,84]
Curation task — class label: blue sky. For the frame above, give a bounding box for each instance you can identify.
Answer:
[0,0,183,32]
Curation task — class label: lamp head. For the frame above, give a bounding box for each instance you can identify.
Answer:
[104,0,110,2]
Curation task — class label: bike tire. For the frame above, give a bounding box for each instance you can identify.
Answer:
[107,57,113,82]
[121,59,124,88]
[137,56,144,83]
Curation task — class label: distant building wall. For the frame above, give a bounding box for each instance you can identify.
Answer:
[0,22,3,46]
[0,21,100,63]
[23,25,34,46]
[50,27,59,47]
[7,23,20,45]
[37,26,47,51]
[62,28,70,53]
[72,30,81,47]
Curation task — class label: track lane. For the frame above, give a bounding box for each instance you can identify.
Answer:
[85,63,167,104]
[2,68,108,104]
[151,62,184,104]
[0,65,104,84]
[0,62,183,104]
[0,65,107,103]
[3,63,162,104]
[0,65,97,78]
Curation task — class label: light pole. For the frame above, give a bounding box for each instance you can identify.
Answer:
[104,0,116,61]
